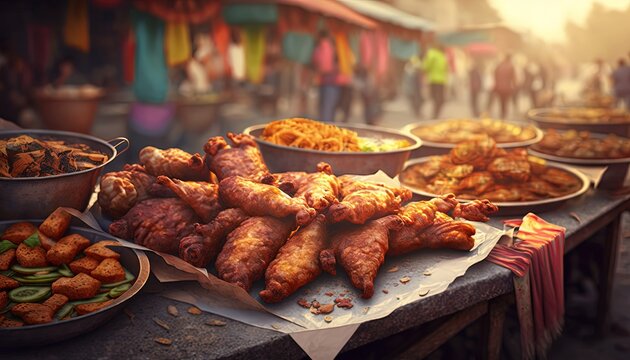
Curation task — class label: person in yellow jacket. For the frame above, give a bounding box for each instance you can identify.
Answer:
[422,44,448,118]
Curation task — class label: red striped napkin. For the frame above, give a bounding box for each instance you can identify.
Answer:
[487,213,566,359]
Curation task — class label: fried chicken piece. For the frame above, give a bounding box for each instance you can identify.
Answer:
[139,146,209,181]
[215,216,295,291]
[109,198,198,255]
[219,176,316,226]
[320,215,403,298]
[260,214,328,303]
[203,133,271,182]
[328,177,411,224]
[179,208,250,268]
[157,176,222,223]
[397,194,459,231]
[98,164,162,218]
[453,199,498,222]
[294,163,341,211]
[389,212,476,255]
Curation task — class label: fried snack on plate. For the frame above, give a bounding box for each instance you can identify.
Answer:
[58,234,91,252]
[69,256,101,274]
[0,249,16,270]
[11,303,54,325]
[292,162,340,212]
[108,198,198,255]
[0,291,7,308]
[179,208,250,268]
[216,216,295,291]
[16,243,48,267]
[203,133,271,182]
[260,214,328,303]
[219,176,316,226]
[38,208,72,240]
[0,315,23,327]
[139,146,209,181]
[98,164,159,218]
[397,194,459,231]
[43,294,70,313]
[75,300,114,315]
[0,274,19,290]
[321,215,403,298]
[1,222,37,244]
[83,241,121,261]
[46,243,78,266]
[91,258,126,283]
[157,176,222,223]
[52,273,101,300]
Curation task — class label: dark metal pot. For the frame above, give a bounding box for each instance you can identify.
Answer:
[0,130,128,220]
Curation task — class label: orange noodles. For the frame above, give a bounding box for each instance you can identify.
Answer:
[261,118,361,152]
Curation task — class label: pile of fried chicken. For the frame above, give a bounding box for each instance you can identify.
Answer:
[98,133,498,303]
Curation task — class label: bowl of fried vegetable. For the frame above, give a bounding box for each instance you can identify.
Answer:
[0,208,150,347]
[0,130,128,220]
[244,118,421,177]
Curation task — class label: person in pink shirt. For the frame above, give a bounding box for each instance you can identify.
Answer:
[312,30,340,122]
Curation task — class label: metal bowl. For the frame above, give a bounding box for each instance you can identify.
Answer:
[400,157,591,216]
[0,130,129,220]
[527,108,630,137]
[0,223,150,348]
[402,119,543,158]
[243,123,421,177]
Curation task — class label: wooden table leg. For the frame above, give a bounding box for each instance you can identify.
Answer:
[596,215,621,337]
[481,294,511,360]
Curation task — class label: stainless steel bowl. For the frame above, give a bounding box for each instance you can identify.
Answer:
[400,157,591,216]
[0,223,150,347]
[527,108,630,137]
[402,119,543,158]
[0,130,128,220]
[243,123,421,177]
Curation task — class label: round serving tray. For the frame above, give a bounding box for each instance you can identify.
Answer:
[528,131,630,166]
[0,223,150,348]
[527,108,630,137]
[400,157,591,216]
[244,122,421,177]
[402,119,543,158]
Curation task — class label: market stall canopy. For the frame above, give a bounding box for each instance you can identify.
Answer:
[440,23,523,51]
[225,0,378,29]
[338,0,435,31]
[134,0,221,24]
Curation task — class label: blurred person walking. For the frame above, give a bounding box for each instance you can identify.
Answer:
[422,43,448,118]
[312,29,340,123]
[403,55,423,118]
[612,58,630,109]
[493,54,516,119]
[469,59,482,117]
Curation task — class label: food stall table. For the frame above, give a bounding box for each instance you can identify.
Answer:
[3,190,628,359]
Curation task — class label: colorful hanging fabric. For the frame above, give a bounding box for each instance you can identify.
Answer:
[242,25,266,84]
[212,17,231,75]
[359,31,374,69]
[165,21,191,67]
[375,31,389,84]
[334,32,354,77]
[229,41,245,81]
[132,10,168,103]
[122,30,135,84]
[27,24,52,82]
[63,0,90,53]
[282,32,314,64]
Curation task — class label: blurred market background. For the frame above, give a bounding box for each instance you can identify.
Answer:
[1,0,630,358]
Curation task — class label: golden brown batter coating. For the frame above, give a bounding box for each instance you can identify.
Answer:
[203,133,271,182]
[139,146,208,181]
[397,194,459,231]
[293,163,340,212]
[260,214,328,303]
[179,208,250,268]
[157,176,222,223]
[389,212,476,255]
[215,216,295,291]
[98,164,157,219]
[321,215,403,298]
[109,198,198,255]
[452,199,499,222]
[219,176,316,226]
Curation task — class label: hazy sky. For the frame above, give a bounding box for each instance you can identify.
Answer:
[488,0,630,42]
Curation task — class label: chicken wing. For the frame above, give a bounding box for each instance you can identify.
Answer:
[291,162,340,211]
[389,212,476,255]
[260,214,328,303]
[157,176,222,223]
[109,198,198,254]
[397,194,459,231]
[139,146,209,181]
[328,177,411,224]
[219,176,316,226]
[98,164,159,218]
[453,199,498,222]
[321,215,403,298]
[215,216,295,291]
[203,133,271,182]
[179,208,250,268]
